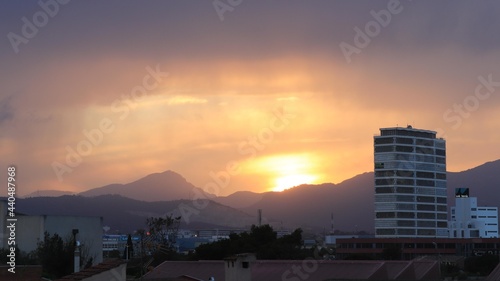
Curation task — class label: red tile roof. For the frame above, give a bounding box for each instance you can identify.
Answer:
[486,262,500,281]
[54,258,127,281]
[143,261,224,281]
[142,259,441,280]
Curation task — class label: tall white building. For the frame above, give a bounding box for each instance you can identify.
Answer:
[374,126,448,238]
[449,188,499,238]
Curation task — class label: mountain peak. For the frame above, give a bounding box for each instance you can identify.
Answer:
[79,170,206,202]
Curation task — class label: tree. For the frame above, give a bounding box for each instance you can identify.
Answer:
[145,214,181,266]
[35,232,95,278]
[36,232,74,278]
[194,225,311,260]
[146,214,181,248]
[123,234,134,259]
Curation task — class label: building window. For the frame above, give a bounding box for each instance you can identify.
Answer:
[396,145,414,152]
[376,187,394,194]
[397,212,415,218]
[417,204,435,211]
[437,197,447,204]
[437,213,447,220]
[375,146,394,153]
[396,170,414,177]
[396,137,413,144]
[417,221,435,227]
[376,212,396,218]
[398,229,415,235]
[375,137,394,145]
[436,173,446,179]
[415,147,434,155]
[417,180,435,187]
[416,171,435,179]
[397,220,415,227]
[376,229,396,235]
[417,196,435,203]
[437,205,447,212]
[396,187,414,194]
[417,229,436,236]
[242,262,249,269]
[416,138,434,146]
[397,179,415,185]
[435,149,446,156]
[437,222,447,228]
[417,212,435,219]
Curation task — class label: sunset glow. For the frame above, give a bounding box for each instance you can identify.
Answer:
[274,174,318,192]
[1,2,500,197]
[247,154,321,192]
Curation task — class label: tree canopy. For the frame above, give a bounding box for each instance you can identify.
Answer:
[194,224,311,260]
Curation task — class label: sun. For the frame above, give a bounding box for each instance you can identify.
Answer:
[248,154,320,192]
[274,174,317,192]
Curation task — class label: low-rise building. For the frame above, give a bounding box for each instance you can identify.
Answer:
[0,200,103,265]
[449,188,499,238]
[335,237,500,260]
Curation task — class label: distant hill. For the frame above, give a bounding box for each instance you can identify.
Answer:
[447,159,500,207]
[79,170,213,202]
[213,191,264,209]
[236,160,500,234]
[18,160,500,234]
[15,195,255,233]
[241,173,374,233]
[23,190,75,198]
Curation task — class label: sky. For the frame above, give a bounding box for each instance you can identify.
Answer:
[1,1,500,197]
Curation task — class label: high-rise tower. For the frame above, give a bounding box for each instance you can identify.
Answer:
[374,126,447,237]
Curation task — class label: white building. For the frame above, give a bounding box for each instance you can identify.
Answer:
[0,201,103,265]
[449,188,499,238]
[374,126,448,238]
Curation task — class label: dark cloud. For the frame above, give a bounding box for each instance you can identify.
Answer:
[2,1,500,61]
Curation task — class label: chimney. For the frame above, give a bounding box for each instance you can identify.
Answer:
[224,253,255,281]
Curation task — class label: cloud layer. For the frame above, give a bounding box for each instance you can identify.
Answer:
[1,1,499,196]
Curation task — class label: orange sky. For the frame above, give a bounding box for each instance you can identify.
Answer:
[1,2,500,196]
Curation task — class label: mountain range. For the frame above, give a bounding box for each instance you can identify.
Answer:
[18,159,500,234]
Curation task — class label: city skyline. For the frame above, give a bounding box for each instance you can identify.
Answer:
[1,1,500,196]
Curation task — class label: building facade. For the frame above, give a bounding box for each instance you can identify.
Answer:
[449,188,499,238]
[336,237,500,260]
[0,201,103,265]
[374,126,447,238]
